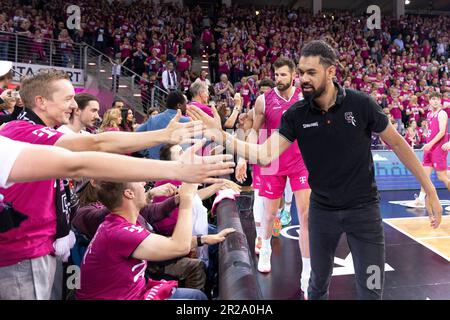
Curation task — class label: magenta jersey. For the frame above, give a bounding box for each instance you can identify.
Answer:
[77,214,177,300]
[426,109,448,151]
[0,121,64,266]
[261,87,306,175]
[190,101,213,118]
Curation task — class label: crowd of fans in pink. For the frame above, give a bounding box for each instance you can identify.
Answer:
[1,1,450,149]
[201,6,450,149]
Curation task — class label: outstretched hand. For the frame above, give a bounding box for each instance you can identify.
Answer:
[178,139,235,184]
[186,105,223,142]
[165,109,204,144]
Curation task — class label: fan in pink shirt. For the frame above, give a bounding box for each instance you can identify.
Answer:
[189,81,213,118]
[77,181,207,300]
[176,49,191,74]
[405,95,423,123]
[238,77,253,109]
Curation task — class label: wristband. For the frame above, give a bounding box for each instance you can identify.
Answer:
[197,235,203,247]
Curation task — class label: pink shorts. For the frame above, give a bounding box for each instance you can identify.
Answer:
[259,170,310,200]
[423,149,448,171]
[252,165,261,190]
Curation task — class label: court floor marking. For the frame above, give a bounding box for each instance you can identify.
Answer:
[418,236,450,240]
[383,218,450,262]
[383,215,449,220]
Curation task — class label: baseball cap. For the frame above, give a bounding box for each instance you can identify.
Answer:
[0,60,12,77]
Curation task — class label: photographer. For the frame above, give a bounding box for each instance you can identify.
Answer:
[0,61,22,125]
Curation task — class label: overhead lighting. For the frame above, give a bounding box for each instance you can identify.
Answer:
[255,11,260,16]
[99,69,105,73]
[88,62,96,66]
[202,60,209,63]
[118,85,128,88]
[405,0,410,4]
[201,66,208,69]
[133,93,141,97]
[323,14,326,18]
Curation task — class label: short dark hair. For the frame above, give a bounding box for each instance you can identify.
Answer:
[166,90,186,109]
[97,181,131,211]
[74,93,99,110]
[112,99,123,108]
[258,78,275,89]
[0,70,12,82]
[273,57,296,72]
[300,40,337,67]
[159,144,175,161]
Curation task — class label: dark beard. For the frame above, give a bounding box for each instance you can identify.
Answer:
[276,82,291,92]
[302,83,327,101]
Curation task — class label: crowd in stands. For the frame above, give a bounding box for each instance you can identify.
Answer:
[0,0,200,80]
[3,1,449,150]
[198,6,450,148]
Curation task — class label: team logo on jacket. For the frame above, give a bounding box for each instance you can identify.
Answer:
[345,112,356,126]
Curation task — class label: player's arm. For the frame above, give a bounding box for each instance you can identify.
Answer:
[55,110,202,154]
[424,111,448,150]
[247,94,266,144]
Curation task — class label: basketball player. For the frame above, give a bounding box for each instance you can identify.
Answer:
[236,78,274,255]
[238,58,311,297]
[414,92,450,206]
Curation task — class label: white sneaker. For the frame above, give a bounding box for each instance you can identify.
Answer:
[413,198,425,207]
[301,277,309,300]
[257,247,272,273]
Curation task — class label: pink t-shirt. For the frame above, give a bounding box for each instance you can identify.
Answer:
[390,101,403,120]
[120,44,132,58]
[261,87,307,176]
[190,101,213,118]
[0,121,64,267]
[407,104,421,122]
[201,30,213,44]
[176,55,191,72]
[240,84,251,107]
[77,214,177,300]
